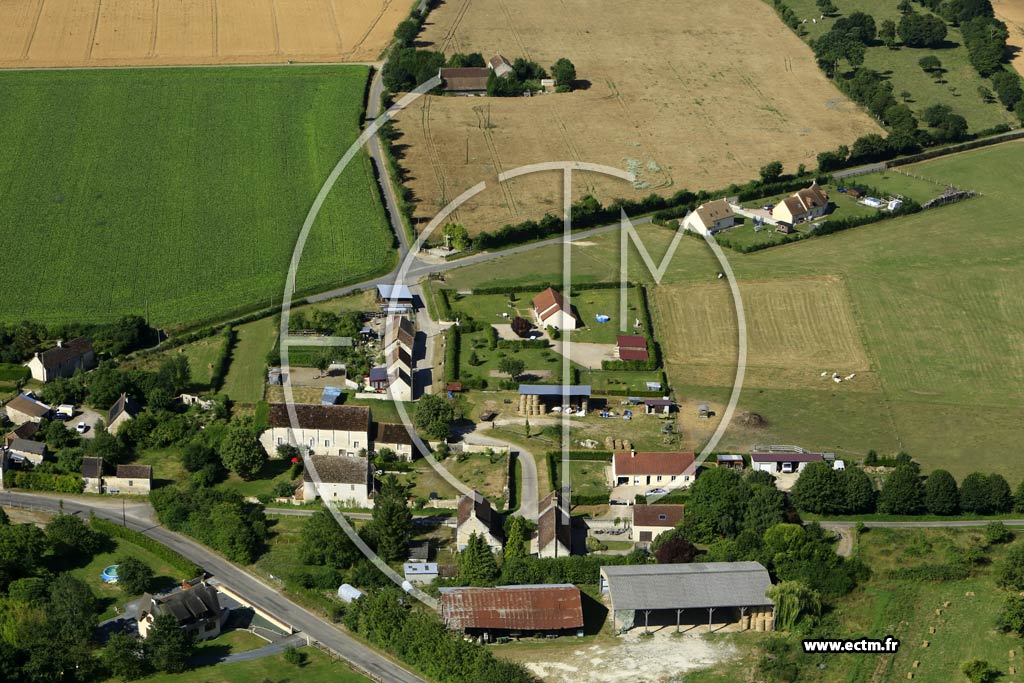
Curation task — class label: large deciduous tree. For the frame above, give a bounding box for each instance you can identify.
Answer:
[414,393,455,441]
[219,417,265,480]
[924,469,959,515]
[877,465,925,515]
[370,475,412,563]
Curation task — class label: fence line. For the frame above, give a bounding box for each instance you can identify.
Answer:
[307,638,386,683]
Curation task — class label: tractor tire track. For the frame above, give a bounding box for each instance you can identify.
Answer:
[421,95,453,216]
[440,0,472,53]
[496,0,531,60]
[349,0,393,58]
[21,0,46,60]
[474,105,519,217]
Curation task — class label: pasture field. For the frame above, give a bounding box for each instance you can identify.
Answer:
[392,0,881,235]
[142,645,372,683]
[438,140,1024,477]
[0,0,412,68]
[786,0,1018,132]
[222,316,277,403]
[0,66,393,328]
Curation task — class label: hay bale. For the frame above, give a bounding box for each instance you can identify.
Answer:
[935,608,942,615]
[922,641,929,648]
[907,673,913,680]
[928,627,935,634]
[913,661,920,668]
[943,601,951,607]
[1010,649,1015,658]
[737,411,766,427]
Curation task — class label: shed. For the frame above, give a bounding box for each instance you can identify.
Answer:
[403,562,439,585]
[517,384,591,415]
[716,454,745,470]
[439,67,490,94]
[321,386,343,405]
[644,398,676,415]
[338,584,363,603]
[7,438,46,466]
[439,584,583,637]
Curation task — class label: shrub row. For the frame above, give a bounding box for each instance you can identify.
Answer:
[90,517,204,578]
[497,339,549,350]
[432,287,454,321]
[3,471,83,493]
[570,492,612,506]
[444,326,460,382]
[545,450,614,462]
[209,324,236,391]
[471,280,626,296]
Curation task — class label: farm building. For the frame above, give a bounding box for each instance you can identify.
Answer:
[260,403,371,457]
[682,199,736,235]
[137,583,224,641]
[535,491,573,558]
[25,337,96,383]
[600,562,774,633]
[615,335,649,362]
[376,284,414,312]
[107,393,140,435]
[771,183,830,224]
[4,421,39,447]
[439,584,583,639]
[488,54,514,78]
[301,454,374,507]
[644,398,676,415]
[750,449,826,474]
[439,67,490,94]
[631,504,684,544]
[456,492,504,552]
[383,316,415,356]
[532,287,578,330]
[6,438,46,466]
[81,456,103,493]
[716,454,745,470]
[373,422,415,461]
[368,367,388,391]
[517,384,590,415]
[104,464,152,495]
[612,450,696,488]
[404,562,439,585]
[4,394,50,425]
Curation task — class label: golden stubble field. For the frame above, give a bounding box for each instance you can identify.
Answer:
[0,0,413,68]
[993,0,1024,77]
[392,0,883,235]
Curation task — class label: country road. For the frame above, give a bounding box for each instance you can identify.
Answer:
[0,492,426,683]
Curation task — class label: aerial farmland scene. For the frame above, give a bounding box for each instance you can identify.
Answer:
[1,0,1023,682]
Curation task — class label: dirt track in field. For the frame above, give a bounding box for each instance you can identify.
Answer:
[993,0,1024,78]
[0,0,413,68]
[391,0,883,235]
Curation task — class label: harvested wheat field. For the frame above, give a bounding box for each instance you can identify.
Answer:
[993,0,1024,77]
[393,0,882,234]
[0,0,413,68]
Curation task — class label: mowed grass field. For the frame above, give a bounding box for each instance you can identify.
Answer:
[438,141,1024,478]
[0,66,393,327]
[393,0,881,234]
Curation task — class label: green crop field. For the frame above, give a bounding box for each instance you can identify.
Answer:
[783,0,1019,132]
[440,140,1024,477]
[0,66,394,328]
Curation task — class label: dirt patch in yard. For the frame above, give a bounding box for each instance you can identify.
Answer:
[393,0,881,235]
[0,0,412,68]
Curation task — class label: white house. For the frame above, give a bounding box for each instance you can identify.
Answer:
[137,583,224,641]
[6,438,46,466]
[631,504,684,544]
[750,450,825,474]
[534,491,572,558]
[533,287,577,331]
[103,464,152,495]
[771,183,830,224]
[25,337,96,383]
[611,450,696,488]
[260,403,371,456]
[456,492,504,551]
[373,422,415,461]
[301,454,374,507]
[682,199,735,235]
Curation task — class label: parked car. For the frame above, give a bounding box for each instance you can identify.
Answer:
[76,422,88,434]
[646,488,669,496]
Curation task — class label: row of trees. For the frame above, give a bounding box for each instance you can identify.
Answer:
[791,456,1020,517]
[0,315,155,366]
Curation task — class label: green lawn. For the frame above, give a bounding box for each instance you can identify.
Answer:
[0,66,394,328]
[124,647,372,683]
[69,536,190,621]
[782,0,1018,132]
[555,460,610,497]
[222,316,277,404]
[578,369,665,393]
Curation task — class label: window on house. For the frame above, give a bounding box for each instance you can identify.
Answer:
[325,440,329,447]
[658,514,667,520]
[670,475,676,481]
[354,441,359,449]
[277,437,283,445]
[204,622,216,632]
[350,484,355,491]
[309,438,314,447]
[128,481,133,486]
[657,475,662,482]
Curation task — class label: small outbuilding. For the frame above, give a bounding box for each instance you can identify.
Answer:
[439,67,490,94]
[716,454,745,470]
[750,449,825,474]
[615,335,649,362]
[439,584,584,639]
[644,398,675,415]
[7,438,46,466]
[4,394,51,425]
[517,384,590,415]
[631,504,684,543]
[403,562,439,585]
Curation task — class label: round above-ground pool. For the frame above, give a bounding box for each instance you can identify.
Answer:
[101,565,120,584]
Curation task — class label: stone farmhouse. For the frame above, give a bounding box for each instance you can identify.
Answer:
[456,492,504,552]
[25,337,96,383]
[260,403,371,457]
[300,454,374,507]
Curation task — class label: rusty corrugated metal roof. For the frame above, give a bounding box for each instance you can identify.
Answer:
[439,584,583,631]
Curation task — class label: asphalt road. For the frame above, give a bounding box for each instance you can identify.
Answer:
[0,492,425,683]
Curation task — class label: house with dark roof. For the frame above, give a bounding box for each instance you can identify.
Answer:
[600,562,774,633]
[7,438,46,466]
[4,394,50,425]
[439,584,584,638]
[81,456,104,493]
[107,393,141,435]
[26,337,96,383]
[612,450,696,488]
[683,199,736,235]
[137,583,224,640]
[104,464,152,495]
[456,492,504,552]
[533,287,578,331]
[615,335,649,362]
[383,316,415,357]
[631,504,684,544]
[259,404,371,457]
[644,398,676,415]
[373,422,415,461]
[4,421,39,447]
[300,454,374,507]
[440,67,491,94]
[534,491,572,558]
[771,182,830,224]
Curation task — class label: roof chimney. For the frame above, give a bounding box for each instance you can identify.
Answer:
[56,340,63,348]
[630,449,636,458]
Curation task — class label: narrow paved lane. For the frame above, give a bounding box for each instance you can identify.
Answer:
[0,492,425,683]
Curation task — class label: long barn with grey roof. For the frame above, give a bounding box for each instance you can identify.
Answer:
[600,562,774,633]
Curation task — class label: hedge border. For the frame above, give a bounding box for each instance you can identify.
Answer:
[90,517,204,578]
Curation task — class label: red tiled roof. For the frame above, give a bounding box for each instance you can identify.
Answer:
[613,451,695,476]
[616,335,647,350]
[533,287,568,323]
[440,585,583,631]
[633,504,684,528]
[618,348,649,361]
